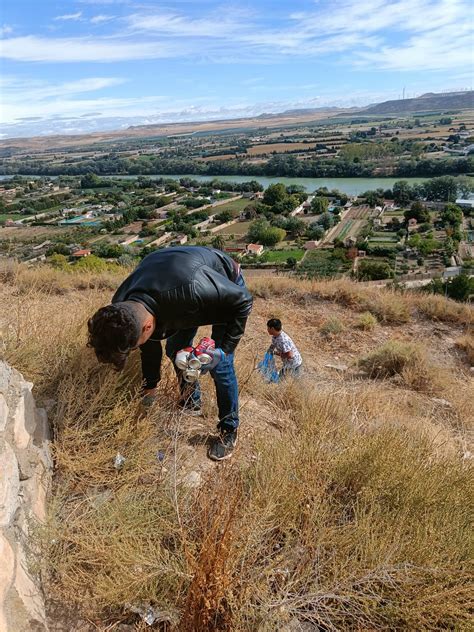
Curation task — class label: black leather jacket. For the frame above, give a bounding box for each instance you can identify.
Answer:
[113,245,253,354]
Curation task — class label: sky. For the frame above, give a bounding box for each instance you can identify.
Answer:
[0,0,472,138]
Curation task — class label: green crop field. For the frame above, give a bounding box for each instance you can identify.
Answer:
[374,231,398,239]
[368,240,398,248]
[264,249,305,263]
[216,220,251,235]
[337,220,353,241]
[212,198,249,216]
[0,213,23,222]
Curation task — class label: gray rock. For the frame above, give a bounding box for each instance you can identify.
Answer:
[0,441,20,528]
[431,397,452,408]
[0,395,9,433]
[324,363,349,372]
[182,470,201,488]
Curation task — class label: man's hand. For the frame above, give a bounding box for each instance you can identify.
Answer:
[200,348,225,373]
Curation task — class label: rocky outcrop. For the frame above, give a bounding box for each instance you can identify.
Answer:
[0,361,52,632]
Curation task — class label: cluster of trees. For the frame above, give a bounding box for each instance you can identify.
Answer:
[177,178,263,193]
[340,139,423,162]
[103,205,157,232]
[356,259,394,281]
[407,233,441,256]
[181,197,206,209]
[247,219,286,246]
[426,274,474,302]
[241,184,305,221]
[4,152,472,179]
[9,192,72,215]
[363,176,473,205]
[261,183,306,213]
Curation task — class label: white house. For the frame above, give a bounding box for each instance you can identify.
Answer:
[455,198,474,210]
[246,243,264,256]
[119,235,140,246]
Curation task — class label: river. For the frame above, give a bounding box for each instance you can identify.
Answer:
[0,174,437,195]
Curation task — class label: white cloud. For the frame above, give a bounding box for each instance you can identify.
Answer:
[0,89,407,137]
[0,25,13,36]
[126,10,247,38]
[90,15,115,24]
[0,76,128,123]
[0,0,471,72]
[0,36,180,62]
[287,0,473,69]
[1,76,126,100]
[54,12,83,21]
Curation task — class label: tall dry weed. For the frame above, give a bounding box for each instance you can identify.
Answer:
[358,340,447,393]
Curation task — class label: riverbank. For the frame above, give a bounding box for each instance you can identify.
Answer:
[0,174,437,195]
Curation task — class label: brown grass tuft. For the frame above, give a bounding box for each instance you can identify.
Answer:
[358,340,446,393]
[414,293,474,325]
[355,311,378,330]
[455,333,474,365]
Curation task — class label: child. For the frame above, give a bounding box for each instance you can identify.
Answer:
[267,318,303,378]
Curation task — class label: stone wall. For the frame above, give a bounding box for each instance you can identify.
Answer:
[0,361,52,632]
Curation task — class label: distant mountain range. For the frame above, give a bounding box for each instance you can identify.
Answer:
[1,91,472,149]
[360,91,474,115]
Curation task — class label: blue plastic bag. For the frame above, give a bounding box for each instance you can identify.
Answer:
[258,352,280,383]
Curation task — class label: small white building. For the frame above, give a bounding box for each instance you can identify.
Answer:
[246,243,264,256]
[119,235,140,246]
[455,198,474,210]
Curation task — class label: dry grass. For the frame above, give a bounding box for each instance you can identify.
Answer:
[455,333,474,365]
[1,265,473,631]
[250,277,412,324]
[358,340,446,393]
[0,259,123,296]
[320,316,345,337]
[414,293,474,325]
[355,311,378,330]
[249,276,474,327]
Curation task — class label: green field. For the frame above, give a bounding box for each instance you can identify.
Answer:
[212,198,249,216]
[0,213,23,222]
[373,231,398,239]
[264,249,305,263]
[368,240,398,248]
[216,220,251,235]
[337,220,353,241]
[299,248,352,278]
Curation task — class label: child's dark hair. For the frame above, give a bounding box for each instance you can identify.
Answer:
[267,318,282,331]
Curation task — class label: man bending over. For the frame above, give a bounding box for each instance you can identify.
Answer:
[87,246,253,461]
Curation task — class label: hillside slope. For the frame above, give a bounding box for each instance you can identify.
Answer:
[0,264,472,631]
[362,91,474,115]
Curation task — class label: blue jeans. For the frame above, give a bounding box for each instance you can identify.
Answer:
[165,272,245,432]
[166,331,239,432]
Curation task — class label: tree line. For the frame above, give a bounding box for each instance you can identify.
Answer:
[1,153,472,179]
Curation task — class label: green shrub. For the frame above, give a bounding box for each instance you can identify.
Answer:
[356,312,377,330]
[320,317,344,337]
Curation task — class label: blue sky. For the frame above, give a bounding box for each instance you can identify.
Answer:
[0,0,472,137]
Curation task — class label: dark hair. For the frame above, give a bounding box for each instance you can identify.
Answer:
[87,302,141,370]
[267,318,282,331]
